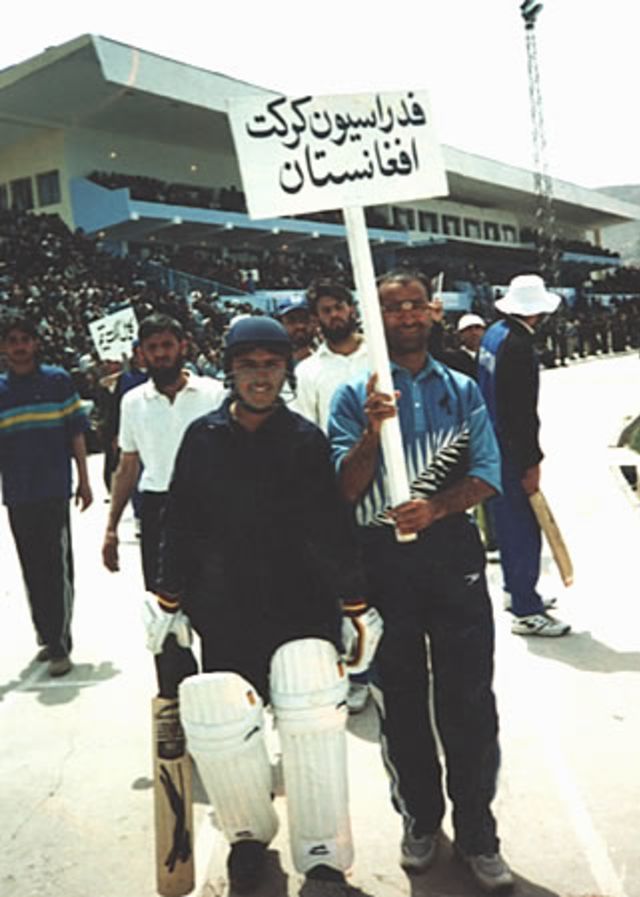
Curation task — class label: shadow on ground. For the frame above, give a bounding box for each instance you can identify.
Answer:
[401,836,561,897]
[0,659,121,705]
[525,630,640,673]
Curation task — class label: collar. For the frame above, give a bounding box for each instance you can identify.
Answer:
[317,337,367,359]
[141,369,198,399]
[390,354,444,382]
[508,316,536,336]
[220,395,290,435]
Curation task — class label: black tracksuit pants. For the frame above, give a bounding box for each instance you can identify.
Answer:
[361,515,501,856]
[8,497,74,659]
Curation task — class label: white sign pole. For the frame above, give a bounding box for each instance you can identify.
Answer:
[342,205,415,540]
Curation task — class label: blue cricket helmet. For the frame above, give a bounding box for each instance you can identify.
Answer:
[223,316,292,372]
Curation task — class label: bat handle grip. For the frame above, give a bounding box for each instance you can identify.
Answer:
[395,527,417,543]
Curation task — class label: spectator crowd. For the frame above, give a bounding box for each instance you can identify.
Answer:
[3,207,640,454]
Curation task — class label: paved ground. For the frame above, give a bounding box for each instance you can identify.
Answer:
[1,352,640,897]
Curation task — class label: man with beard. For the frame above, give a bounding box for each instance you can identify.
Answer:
[328,271,513,891]
[101,313,224,696]
[274,296,316,364]
[293,280,371,713]
[293,280,369,432]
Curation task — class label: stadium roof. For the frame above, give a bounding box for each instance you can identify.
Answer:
[0,34,268,155]
[2,33,640,230]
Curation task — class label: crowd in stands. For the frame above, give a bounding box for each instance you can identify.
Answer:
[89,171,406,231]
[89,171,247,213]
[137,243,350,291]
[3,208,640,451]
[0,210,250,410]
[519,227,619,260]
[589,266,640,293]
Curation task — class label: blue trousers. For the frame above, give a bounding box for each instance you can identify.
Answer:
[489,462,544,616]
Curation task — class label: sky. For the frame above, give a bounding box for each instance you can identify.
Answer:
[3,0,639,190]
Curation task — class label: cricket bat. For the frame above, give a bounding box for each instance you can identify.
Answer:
[152,696,194,896]
[529,490,574,587]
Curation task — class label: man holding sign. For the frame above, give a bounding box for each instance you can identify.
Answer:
[329,271,514,892]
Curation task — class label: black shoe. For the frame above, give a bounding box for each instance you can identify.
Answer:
[306,865,346,884]
[227,840,267,893]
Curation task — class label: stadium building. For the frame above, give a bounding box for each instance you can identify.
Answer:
[1,34,640,309]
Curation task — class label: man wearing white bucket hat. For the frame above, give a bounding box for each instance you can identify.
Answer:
[478,274,571,637]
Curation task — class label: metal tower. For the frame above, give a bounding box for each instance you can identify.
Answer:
[520,1,560,284]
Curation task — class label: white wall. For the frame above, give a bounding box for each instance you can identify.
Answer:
[0,130,69,222]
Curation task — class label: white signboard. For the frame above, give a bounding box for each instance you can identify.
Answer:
[228,90,448,219]
[89,307,138,361]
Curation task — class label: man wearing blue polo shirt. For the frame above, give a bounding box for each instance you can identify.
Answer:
[0,313,92,677]
[328,270,513,892]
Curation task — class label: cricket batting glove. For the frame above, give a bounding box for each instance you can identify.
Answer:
[142,596,193,655]
[341,601,384,674]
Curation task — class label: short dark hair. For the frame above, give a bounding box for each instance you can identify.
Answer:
[137,313,184,344]
[0,312,39,341]
[305,279,353,315]
[376,269,432,299]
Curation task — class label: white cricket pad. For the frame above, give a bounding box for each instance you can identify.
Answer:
[270,638,352,874]
[179,672,278,845]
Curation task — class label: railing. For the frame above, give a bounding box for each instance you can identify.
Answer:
[142,260,247,298]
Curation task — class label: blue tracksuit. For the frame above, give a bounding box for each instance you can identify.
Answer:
[478,318,546,615]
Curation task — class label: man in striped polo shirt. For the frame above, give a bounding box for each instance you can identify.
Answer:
[0,313,93,677]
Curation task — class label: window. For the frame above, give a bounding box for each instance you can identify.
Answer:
[392,206,416,230]
[484,222,500,242]
[464,218,481,239]
[36,170,61,206]
[442,215,461,237]
[10,177,34,211]
[502,224,517,243]
[0,184,8,211]
[418,211,439,233]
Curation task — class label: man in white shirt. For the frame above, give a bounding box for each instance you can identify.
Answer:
[101,313,224,696]
[293,280,371,713]
[294,280,369,431]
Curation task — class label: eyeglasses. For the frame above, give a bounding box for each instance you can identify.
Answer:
[381,299,430,316]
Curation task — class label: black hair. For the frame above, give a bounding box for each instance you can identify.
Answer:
[137,313,184,344]
[0,312,39,341]
[305,279,354,315]
[376,269,432,299]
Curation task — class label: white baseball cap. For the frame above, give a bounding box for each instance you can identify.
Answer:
[495,274,560,315]
[457,313,486,332]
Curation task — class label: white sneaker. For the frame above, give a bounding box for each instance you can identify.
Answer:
[346,681,369,714]
[456,849,514,892]
[400,824,439,872]
[511,613,570,637]
[503,592,557,612]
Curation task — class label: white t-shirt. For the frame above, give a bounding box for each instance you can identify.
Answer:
[292,339,369,432]
[119,373,225,491]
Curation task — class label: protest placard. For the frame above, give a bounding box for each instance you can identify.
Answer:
[89,307,138,361]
